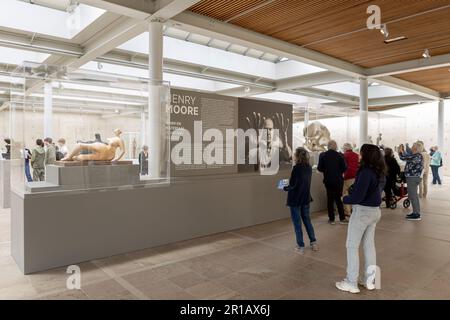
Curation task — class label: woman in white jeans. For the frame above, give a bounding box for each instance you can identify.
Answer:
[336,144,386,294]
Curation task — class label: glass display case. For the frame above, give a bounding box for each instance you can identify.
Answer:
[293,104,407,166]
[10,62,171,194]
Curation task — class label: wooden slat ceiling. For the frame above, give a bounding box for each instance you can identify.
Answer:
[397,67,450,93]
[190,0,450,92]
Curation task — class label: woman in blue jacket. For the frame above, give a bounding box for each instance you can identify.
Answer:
[284,147,318,255]
[336,144,386,294]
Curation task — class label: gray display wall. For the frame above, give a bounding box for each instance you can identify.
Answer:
[11,170,326,274]
[169,89,238,176]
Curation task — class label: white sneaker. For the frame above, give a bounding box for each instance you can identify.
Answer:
[294,246,305,255]
[358,279,376,291]
[335,280,360,294]
[311,242,319,252]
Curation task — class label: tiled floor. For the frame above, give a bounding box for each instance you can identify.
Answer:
[1,183,450,300]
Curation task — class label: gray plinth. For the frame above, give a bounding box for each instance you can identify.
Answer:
[0,159,10,208]
[11,170,326,274]
[26,163,141,192]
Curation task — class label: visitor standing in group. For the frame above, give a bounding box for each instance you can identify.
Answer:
[430,146,443,186]
[399,142,424,221]
[284,147,318,255]
[383,147,400,208]
[335,144,386,294]
[139,145,149,175]
[31,139,45,181]
[342,143,359,217]
[416,141,430,198]
[44,137,56,165]
[317,140,348,225]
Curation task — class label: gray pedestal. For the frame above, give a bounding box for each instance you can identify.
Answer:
[26,163,141,192]
[0,159,10,208]
[11,170,326,274]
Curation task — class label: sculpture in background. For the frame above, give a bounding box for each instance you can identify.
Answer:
[303,121,331,152]
[62,129,125,162]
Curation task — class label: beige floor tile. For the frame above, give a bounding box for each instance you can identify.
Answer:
[82,279,137,300]
[185,280,237,299]
[92,254,145,276]
[37,289,89,300]
[121,268,166,288]
[169,271,208,289]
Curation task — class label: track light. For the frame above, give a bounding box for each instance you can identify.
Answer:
[422,49,431,59]
[380,23,389,38]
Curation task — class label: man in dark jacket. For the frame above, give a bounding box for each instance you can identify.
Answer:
[317,140,348,225]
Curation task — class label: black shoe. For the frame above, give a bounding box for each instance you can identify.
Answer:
[405,212,415,218]
[406,213,422,221]
[328,220,336,225]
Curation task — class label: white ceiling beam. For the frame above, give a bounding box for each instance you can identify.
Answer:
[216,86,271,97]
[368,94,433,107]
[276,71,352,91]
[70,0,202,69]
[376,76,441,100]
[367,53,450,77]
[170,12,365,78]
[76,0,151,19]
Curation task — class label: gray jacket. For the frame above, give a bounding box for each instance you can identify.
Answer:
[45,144,56,165]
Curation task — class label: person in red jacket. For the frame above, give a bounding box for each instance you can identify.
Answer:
[342,143,360,217]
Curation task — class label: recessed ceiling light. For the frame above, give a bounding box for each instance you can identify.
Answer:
[422,49,431,59]
[380,23,389,38]
[244,87,251,93]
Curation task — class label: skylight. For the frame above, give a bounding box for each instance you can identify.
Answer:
[0,0,105,39]
[0,47,50,65]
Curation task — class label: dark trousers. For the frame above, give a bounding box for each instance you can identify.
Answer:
[326,184,346,221]
[431,165,442,185]
[384,177,395,207]
[289,205,316,248]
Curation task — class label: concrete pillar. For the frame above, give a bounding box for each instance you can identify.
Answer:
[438,99,445,151]
[148,20,164,178]
[44,81,53,138]
[359,77,369,147]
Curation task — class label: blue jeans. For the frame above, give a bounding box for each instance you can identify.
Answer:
[431,165,442,185]
[289,205,317,248]
[24,160,32,182]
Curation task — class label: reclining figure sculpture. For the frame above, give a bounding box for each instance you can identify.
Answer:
[62,129,125,162]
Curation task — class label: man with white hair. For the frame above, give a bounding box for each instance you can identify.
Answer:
[318,140,348,224]
[342,143,359,216]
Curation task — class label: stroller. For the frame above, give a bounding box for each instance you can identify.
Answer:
[387,172,410,209]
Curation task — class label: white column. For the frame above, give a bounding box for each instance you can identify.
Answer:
[359,77,369,147]
[44,81,53,138]
[140,110,146,146]
[148,19,164,178]
[438,99,445,151]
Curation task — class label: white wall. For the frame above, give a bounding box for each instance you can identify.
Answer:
[381,100,450,175]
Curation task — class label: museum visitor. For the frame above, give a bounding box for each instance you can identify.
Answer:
[430,146,443,185]
[383,147,401,208]
[399,142,424,221]
[342,142,359,217]
[336,143,386,294]
[417,141,430,198]
[317,140,348,225]
[31,139,46,181]
[284,147,318,255]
